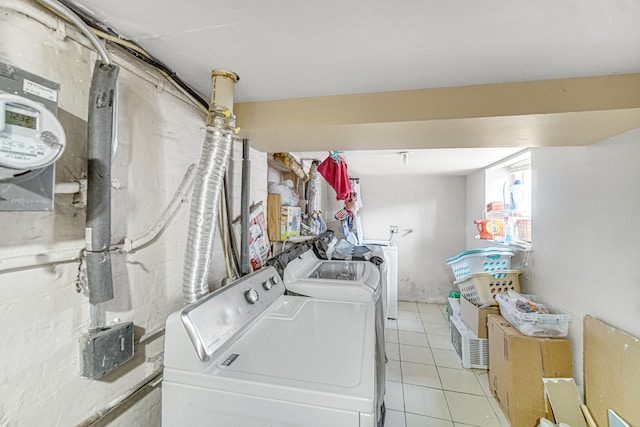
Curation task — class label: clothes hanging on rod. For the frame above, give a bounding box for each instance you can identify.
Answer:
[317,151,352,200]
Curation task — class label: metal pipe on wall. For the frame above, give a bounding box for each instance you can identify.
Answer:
[223,172,241,275]
[86,61,119,307]
[240,138,251,275]
[0,163,195,273]
[36,0,112,66]
[77,367,163,426]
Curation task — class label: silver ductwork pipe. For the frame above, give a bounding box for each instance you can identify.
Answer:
[86,61,119,306]
[182,70,239,304]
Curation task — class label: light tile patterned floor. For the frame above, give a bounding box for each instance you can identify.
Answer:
[384,301,511,427]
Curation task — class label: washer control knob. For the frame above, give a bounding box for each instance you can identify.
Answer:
[245,288,259,304]
[263,276,277,290]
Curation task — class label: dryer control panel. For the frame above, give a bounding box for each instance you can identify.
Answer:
[180,267,284,361]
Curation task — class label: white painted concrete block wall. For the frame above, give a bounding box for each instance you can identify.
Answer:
[464,129,640,387]
[357,175,466,302]
[526,130,640,386]
[0,2,265,425]
[464,169,486,249]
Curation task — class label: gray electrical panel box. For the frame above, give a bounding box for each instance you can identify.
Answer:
[0,61,60,211]
[81,322,135,380]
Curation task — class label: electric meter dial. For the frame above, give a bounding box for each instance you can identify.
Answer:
[0,93,66,180]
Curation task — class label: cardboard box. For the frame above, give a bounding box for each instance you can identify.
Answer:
[247,203,271,271]
[459,295,500,339]
[233,202,272,271]
[280,206,301,240]
[488,315,573,427]
[486,201,505,211]
[266,193,281,241]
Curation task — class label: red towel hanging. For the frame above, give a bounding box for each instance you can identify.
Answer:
[317,152,352,201]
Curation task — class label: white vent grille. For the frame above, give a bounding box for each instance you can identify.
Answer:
[450,316,489,369]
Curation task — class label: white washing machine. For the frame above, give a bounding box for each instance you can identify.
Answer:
[282,250,386,425]
[283,250,381,302]
[162,266,377,427]
[362,240,398,320]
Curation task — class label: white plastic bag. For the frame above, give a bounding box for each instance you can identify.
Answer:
[268,182,299,206]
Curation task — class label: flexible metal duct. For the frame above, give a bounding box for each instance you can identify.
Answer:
[182,70,239,304]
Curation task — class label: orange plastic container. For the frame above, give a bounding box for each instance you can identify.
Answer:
[475,219,504,240]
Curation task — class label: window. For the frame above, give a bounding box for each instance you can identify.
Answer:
[483,151,531,250]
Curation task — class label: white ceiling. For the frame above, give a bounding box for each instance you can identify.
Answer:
[69,0,640,103]
[67,0,640,174]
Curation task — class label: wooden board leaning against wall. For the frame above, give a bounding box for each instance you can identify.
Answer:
[584,315,640,427]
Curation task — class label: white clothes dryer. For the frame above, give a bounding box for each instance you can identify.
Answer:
[162,267,377,427]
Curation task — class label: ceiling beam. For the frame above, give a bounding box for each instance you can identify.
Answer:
[234,74,640,152]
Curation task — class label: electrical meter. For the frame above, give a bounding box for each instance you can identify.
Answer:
[0,93,66,180]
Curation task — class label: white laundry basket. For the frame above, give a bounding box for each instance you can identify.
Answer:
[455,270,521,305]
[446,248,515,281]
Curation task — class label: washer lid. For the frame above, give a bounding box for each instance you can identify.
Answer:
[200,297,376,411]
[283,250,380,296]
[308,260,370,281]
[214,298,371,385]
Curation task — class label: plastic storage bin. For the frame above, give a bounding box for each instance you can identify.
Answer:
[455,270,521,305]
[495,293,572,338]
[446,248,514,281]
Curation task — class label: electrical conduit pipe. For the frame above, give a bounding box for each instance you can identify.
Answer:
[182,70,239,304]
[240,138,251,276]
[86,61,119,306]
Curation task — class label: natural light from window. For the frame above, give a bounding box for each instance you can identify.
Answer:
[483,151,532,251]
